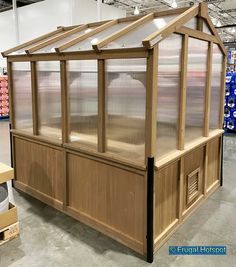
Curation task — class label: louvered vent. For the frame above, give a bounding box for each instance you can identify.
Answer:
[186,168,200,205]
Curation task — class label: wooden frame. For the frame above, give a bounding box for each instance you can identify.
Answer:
[6,3,225,263]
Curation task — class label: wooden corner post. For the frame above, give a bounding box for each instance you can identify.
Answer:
[178,34,188,150]
[31,61,39,135]
[204,41,213,137]
[98,59,106,153]
[145,45,158,160]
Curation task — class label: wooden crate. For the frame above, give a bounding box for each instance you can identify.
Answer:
[0,222,19,246]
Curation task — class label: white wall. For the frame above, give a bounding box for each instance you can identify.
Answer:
[0,0,126,69]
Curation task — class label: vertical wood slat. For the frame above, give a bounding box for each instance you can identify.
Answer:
[60,60,69,143]
[204,42,213,137]
[219,55,227,129]
[98,59,106,153]
[7,61,15,128]
[62,149,68,209]
[178,34,188,150]
[178,158,184,221]
[145,45,158,160]
[31,61,39,135]
[203,143,209,195]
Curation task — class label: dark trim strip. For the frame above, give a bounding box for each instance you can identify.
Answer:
[220,134,224,186]
[9,122,13,168]
[147,157,154,263]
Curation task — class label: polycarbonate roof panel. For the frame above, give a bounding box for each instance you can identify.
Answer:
[33,27,97,54]
[64,22,131,52]
[9,31,65,55]
[102,14,177,50]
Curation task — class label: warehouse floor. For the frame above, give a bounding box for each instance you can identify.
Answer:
[0,120,236,267]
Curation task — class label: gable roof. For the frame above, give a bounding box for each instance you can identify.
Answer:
[2,3,226,57]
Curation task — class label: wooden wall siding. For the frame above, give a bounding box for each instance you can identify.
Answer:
[154,161,179,238]
[182,146,204,213]
[67,153,145,245]
[206,137,220,190]
[14,137,63,202]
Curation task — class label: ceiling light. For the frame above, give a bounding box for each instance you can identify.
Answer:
[232,28,236,33]
[134,6,140,15]
[216,21,222,27]
[171,0,177,8]
[85,28,92,34]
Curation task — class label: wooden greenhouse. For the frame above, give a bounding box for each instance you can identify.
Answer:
[3,3,226,262]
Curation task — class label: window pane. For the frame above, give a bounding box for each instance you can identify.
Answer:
[210,44,223,130]
[37,61,61,140]
[105,15,177,49]
[67,60,98,149]
[156,34,181,158]
[184,17,197,29]
[12,62,33,133]
[185,38,208,143]
[106,58,146,163]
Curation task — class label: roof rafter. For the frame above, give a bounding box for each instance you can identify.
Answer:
[55,19,118,53]
[142,4,199,49]
[92,13,154,52]
[2,28,64,57]
[25,24,89,55]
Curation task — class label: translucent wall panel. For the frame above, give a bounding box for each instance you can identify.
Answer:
[12,62,33,132]
[65,22,130,52]
[104,15,176,49]
[156,34,182,159]
[37,61,61,139]
[185,38,208,143]
[106,59,146,162]
[210,44,223,130]
[67,60,98,148]
[184,17,197,29]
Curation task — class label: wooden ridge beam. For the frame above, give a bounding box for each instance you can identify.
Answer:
[142,5,199,49]
[93,13,154,51]
[2,28,64,57]
[55,20,118,53]
[25,25,88,55]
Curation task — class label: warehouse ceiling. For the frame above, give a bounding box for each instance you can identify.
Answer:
[0,0,235,43]
[103,0,236,43]
[0,0,43,12]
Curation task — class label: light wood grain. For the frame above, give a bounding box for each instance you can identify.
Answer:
[14,137,63,202]
[145,45,158,159]
[93,13,154,51]
[56,20,118,52]
[204,42,213,137]
[206,137,220,191]
[67,153,146,252]
[26,25,88,54]
[2,28,64,57]
[142,5,199,48]
[154,162,179,238]
[178,34,188,150]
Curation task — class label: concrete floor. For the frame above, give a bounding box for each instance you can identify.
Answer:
[0,120,236,267]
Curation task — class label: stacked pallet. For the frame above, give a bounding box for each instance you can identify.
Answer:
[0,75,9,120]
[224,72,236,131]
[0,163,19,245]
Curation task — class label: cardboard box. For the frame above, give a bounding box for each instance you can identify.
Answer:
[0,203,18,230]
[0,162,14,184]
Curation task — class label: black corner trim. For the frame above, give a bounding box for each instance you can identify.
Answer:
[220,134,224,186]
[147,157,154,263]
[9,122,13,168]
